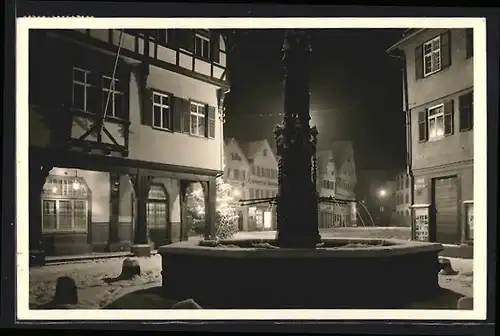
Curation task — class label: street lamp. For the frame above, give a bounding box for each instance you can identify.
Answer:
[233,188,241,198]
[378,188,387,198]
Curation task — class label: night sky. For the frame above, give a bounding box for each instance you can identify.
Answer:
[224,28,407,171]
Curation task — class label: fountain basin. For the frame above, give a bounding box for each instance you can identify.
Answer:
[158,238,443,309]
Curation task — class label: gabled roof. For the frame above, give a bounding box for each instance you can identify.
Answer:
[316,150,335,174]
[239,140,267,160]
[330,141,354,172]
[224,137,251,167]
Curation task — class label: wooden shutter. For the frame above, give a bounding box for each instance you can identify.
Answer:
[440,31,451,68]
[415,44,424,80]
[206,105,216,138]
[418,110,428,142]
[459,91,473,131]
[182,99,191,133]
[173,96,183,132]
[443,99,454,136]
[210,31,220,63]
[141,88,153,126]
[465,28,473,59]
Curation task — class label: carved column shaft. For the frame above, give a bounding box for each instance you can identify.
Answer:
[131,171,152,245]
[108,173,121,249]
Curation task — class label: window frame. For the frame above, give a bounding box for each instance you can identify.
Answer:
[146,183,169,230]
[423,36,442,77]
[101,74,124,118]
[41,176,90,234]
[427,103,445,140]
[194,33,210,60]
[71,67,95,112]
[152,90,173,131]
[189,101,207,137]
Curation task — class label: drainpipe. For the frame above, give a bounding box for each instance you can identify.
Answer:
[388,49,415,240]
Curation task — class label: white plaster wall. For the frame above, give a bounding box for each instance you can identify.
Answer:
[127,66,223,171]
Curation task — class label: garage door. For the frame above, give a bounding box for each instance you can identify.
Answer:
[433,176,460,244]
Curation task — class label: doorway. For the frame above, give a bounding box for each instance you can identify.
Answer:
[432,176,460,244]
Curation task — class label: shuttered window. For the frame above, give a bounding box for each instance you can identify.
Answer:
[415,31,451,79]
[459,91,474,131]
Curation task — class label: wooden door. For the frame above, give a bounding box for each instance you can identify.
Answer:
[432,176,460,244]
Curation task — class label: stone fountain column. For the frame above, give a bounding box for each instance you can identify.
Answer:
[275,30,321,248]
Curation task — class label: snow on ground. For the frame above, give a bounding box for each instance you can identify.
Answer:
[29,254,162,309]
[29,227,473,309]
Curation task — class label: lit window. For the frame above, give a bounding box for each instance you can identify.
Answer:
[427,104,445,140]
[152,91,172,130]
[423,36,441,77]
[147,184,169,229]
[42,175,89,233]
[190,102,206,137]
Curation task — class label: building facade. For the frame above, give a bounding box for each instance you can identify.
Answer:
[388,28,474,246]
[240,140,279,231]
[29,28,228,261]
[394,171,412,226]
[223,137,252,231]
[316,151,338,228]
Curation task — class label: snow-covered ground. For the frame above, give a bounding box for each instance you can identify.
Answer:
[29,228,472,309]
[29,254,162,309]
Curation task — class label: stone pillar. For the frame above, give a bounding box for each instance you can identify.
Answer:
[108,173,121,252]
[275,29,321,248]
[179,180,190,241]
[130,170,152,257]
[29,160,52,266]
[201,177,217,240]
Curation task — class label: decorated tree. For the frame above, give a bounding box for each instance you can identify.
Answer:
[186,177,240,240]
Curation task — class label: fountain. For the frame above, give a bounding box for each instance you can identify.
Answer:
[158,30,443,309]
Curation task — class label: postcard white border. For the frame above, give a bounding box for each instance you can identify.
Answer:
[16,17,487,321]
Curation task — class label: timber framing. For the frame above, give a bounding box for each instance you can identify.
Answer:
[53,29,229,90]
[30,146,222,182]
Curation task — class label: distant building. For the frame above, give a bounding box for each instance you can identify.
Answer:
[316,142,358,227]
[316,151,338,228]
[388,28,474,246]
[394,171,412,226]
[225,139,278,231]
[223,138,252,231]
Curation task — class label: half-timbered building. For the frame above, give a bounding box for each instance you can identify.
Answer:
[29,28,228,263]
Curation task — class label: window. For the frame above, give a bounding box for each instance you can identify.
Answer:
[189,102,206,137]
[427,104,445,140]
[465,28,473,59]
[404,193,409,204]
[242,171,246,181]
[42,175,90,233]
[194,34,210,59]
[72,67,96,112]
[465,201,474,240]
[405,176,409,189]
[101,75,124,118]
[234,169,240,180]
[423,36,442,77]
[147,184,169,229]
[263,149,267,156]
[249,188,255,198]
[152,91,172,130]
[459,91,474,132]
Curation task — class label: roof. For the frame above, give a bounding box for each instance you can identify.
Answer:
[386,28,426,53]
[239,140,268,160]
[329,141,354,172]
